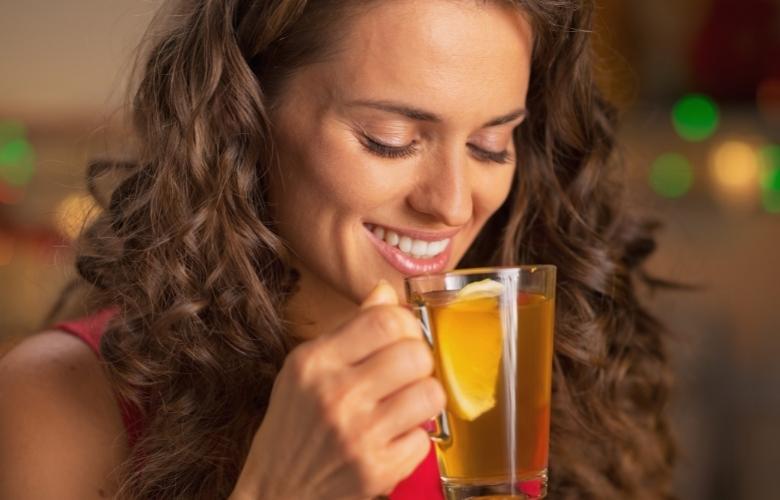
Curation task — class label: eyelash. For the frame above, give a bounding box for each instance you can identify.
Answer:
[362,136,417,159]
[360,135,513,165]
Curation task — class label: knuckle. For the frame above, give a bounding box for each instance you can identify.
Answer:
[369,306,422,344]
[320,376,368,434]
[405,339,434,376]
[284,344,314,382]
[318,379,348,427]
[370,307,404,342]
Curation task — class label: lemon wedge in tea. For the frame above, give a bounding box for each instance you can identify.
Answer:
[434,279,504,421]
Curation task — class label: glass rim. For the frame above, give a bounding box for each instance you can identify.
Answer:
[404,264,556,284]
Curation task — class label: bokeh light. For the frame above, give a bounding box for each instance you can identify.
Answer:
[0,120,36,200]
[54,194,99,241]
[758,144,780,213]
[672,94,720,142]
[0,137,36,186]
[709,141,760,207]
[649,153,694,198]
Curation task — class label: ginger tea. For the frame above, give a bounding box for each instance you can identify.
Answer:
[422,288,554,485]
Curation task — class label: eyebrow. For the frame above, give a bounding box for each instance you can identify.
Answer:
[347,99,527,128]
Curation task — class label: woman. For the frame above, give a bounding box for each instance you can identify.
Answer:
[0,0,675,499]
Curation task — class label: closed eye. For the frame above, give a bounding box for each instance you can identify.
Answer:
[467,144,512,164]
[361,134,513,165]
[360,134,418,159]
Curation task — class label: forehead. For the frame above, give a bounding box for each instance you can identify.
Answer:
[308,0,533,120]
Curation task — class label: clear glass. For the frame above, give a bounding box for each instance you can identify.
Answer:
[405,266,556,500]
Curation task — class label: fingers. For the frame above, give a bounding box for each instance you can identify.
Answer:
[371,377,446,441]
[350,338,434,401]
[322,305,423,366]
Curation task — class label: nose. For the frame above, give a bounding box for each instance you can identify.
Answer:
[406,146,473,227]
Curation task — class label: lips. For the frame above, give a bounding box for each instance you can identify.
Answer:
[364,224,453,275]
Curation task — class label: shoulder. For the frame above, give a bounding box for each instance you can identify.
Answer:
[0,330,128,499]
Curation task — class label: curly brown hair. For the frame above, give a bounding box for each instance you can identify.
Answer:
[56,0,675,498]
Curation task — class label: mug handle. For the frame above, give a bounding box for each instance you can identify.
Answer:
[413,304,451,444]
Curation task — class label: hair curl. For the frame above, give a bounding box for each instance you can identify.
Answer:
[58,0,675,498]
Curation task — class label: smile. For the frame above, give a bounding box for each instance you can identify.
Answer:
[364,223,457,275]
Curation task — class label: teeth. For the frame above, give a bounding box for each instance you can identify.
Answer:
[428,240,445,255]
[386,230,400,246]
[398,236,412,253]
[369,224,450,259]
[411,240,427,257]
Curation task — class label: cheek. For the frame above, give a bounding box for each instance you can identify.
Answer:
[451,167,514,261]
[289,127,410,212]
[474,167,516,219]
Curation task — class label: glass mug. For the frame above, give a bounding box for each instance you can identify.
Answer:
[405,266,556,500]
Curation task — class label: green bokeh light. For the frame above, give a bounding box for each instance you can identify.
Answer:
[0,138,32,165]
[758,145,780,213]
[0,122,35,187]
[758,145,780,190]
[672,94,720,142]
[649,153,694,198]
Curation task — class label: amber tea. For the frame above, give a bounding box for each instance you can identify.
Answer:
[406,267,556,500]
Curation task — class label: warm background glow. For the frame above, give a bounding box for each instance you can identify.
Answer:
[1,1,779,499]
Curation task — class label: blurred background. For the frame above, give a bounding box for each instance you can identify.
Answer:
[0,0,778,498]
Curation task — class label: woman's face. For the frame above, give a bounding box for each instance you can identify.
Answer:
[270,0,533,333]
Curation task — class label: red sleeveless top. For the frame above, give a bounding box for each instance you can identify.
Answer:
[54,312,443,500]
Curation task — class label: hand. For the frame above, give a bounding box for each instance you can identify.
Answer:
[231,281,446,500]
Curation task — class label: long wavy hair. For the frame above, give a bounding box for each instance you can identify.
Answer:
[57,0,676,498]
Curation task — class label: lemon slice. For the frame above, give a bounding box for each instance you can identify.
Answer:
[434,284,504,421]
[454,278,505,301]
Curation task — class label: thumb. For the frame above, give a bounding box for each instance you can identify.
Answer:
[360,279,399,309]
